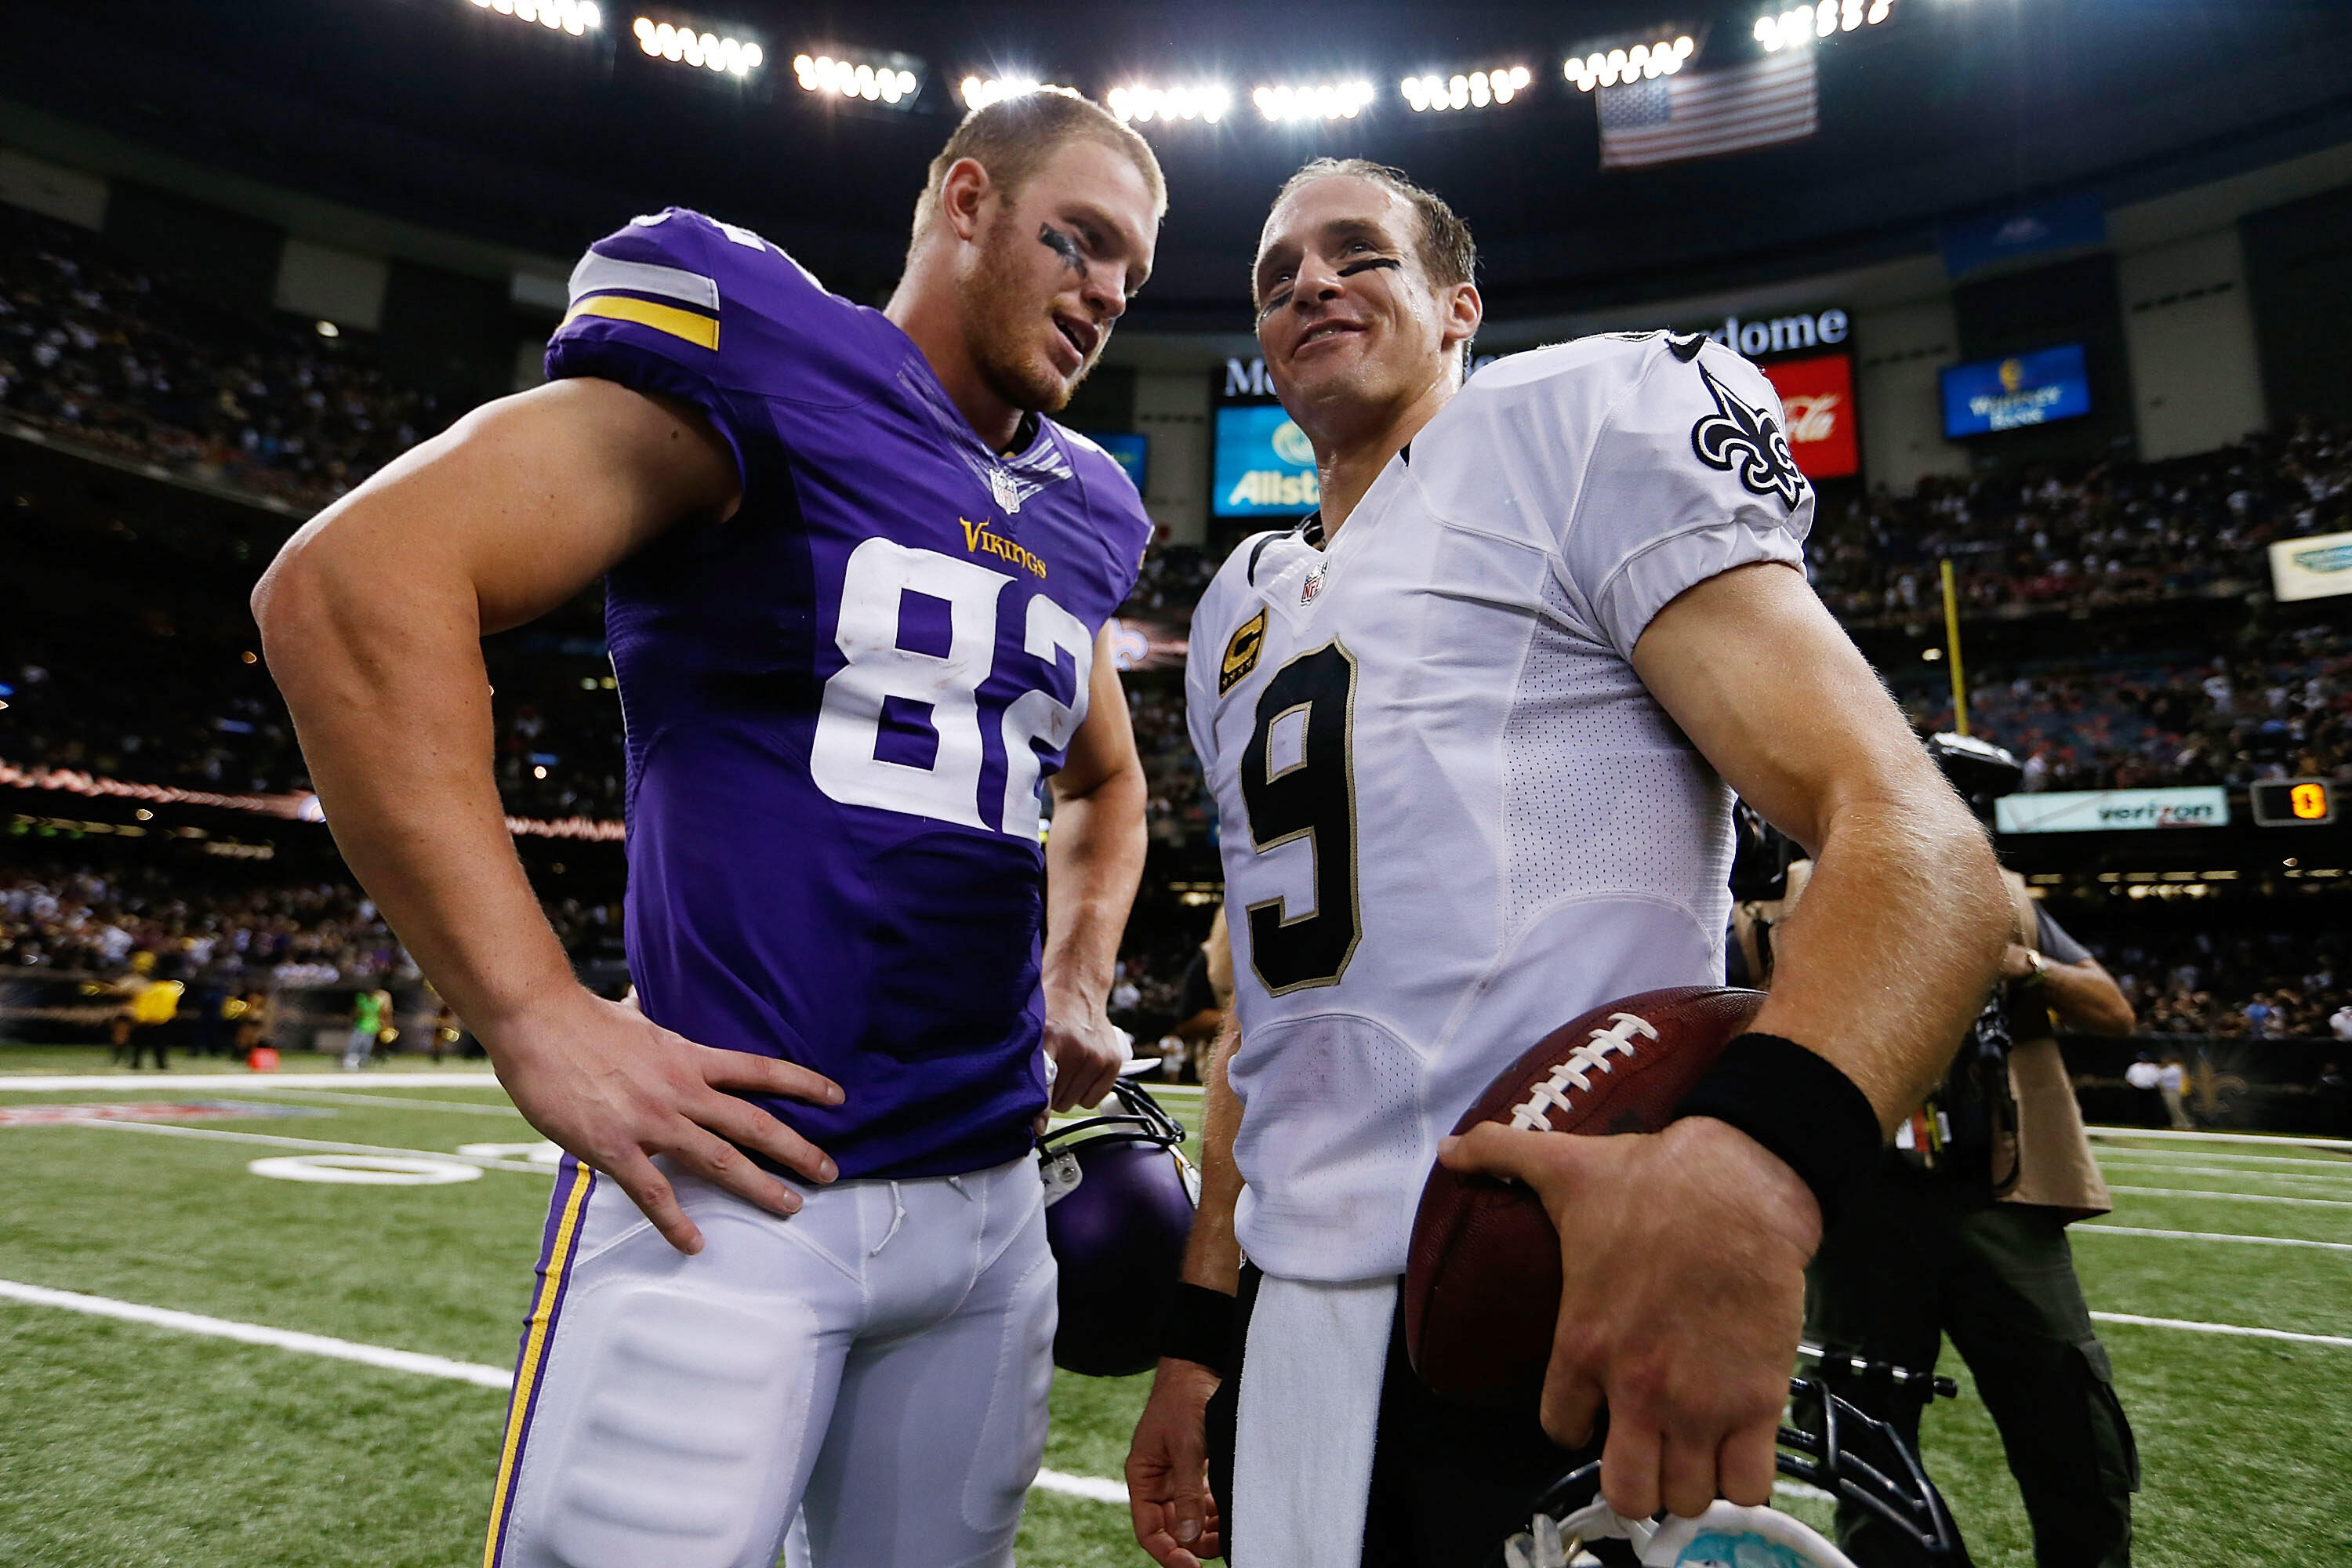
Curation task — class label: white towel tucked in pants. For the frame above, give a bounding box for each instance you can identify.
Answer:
[1231,1273,1399,1568]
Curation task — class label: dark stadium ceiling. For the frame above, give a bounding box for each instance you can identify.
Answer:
[6,0,2352,328]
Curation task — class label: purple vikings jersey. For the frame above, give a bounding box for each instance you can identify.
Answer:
[544,209,1152,1180]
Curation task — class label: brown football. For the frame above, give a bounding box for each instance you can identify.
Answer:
[1403,986,1766,1402]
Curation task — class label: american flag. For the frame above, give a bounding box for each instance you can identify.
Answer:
[1595,49,1818,169]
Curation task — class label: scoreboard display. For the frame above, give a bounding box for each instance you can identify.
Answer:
[2249,779,2339,826]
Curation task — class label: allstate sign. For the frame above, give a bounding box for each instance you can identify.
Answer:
[1214,405,1320,517]
[1994,786,2230,835]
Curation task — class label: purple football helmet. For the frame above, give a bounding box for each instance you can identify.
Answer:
[1038,1076,1200,1377]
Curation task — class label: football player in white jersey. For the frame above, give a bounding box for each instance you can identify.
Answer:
[1125,159,2011,1567]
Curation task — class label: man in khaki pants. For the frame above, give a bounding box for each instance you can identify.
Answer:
[1732,733,2140,1567]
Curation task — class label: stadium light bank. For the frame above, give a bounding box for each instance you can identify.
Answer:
[1108,82,1232,127]
[960,75,1070,111]
[1565,37,1693,93]
[468,0,601,37]
[1254,80,1377,123]
[1757,0,1896,50]
[1402,67,1531,114]
[632,15,762,74]
[794,53,921,107]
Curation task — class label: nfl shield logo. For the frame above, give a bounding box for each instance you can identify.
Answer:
[1301,567,1325,604]
[990,468,1022,514]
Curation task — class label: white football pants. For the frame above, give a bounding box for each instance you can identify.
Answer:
[483,1150,1056,1568]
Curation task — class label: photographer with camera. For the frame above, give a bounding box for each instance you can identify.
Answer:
[1730,734,2140,1567]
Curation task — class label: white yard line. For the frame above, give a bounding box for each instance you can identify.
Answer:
[2095,1160,2352,1186]
[2076,1224,2352,1253]
[1034,1471,1128,1504]
[0,1277,516,1387]
[45,1117,550,1173]
[2090,1147,2352,1170]
[2090,1311,2352,1348]
[2107,1184,2352,1209]
[0,1276,1126,1505]
[0,1072,503,1091]
[238,1086,526,1118]
[2086,1127,2352,1154]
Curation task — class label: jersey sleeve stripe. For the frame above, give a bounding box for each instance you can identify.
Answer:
[567,252,720,313]
[561,293,720,351]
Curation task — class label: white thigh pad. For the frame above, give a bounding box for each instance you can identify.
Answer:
[545,1285,818,1568]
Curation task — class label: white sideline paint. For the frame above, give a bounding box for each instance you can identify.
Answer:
[2090,1311,2352,1348]
[0,1072,502,1092]
[2087,1126,2352,1154]
[2077,1224,2352,1253]
[49,1117,550,1173]
[2107,1184,2352,1209]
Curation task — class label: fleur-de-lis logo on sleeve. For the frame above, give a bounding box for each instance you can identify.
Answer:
[1690,361,1809,512]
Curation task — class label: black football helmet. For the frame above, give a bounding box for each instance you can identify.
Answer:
[1037,1076,1200,1377]
[1499,1374,1959,1568]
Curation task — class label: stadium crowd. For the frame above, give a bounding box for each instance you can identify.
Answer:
[0,862,615,982]
[0,207,445,508]
[1807,420,2352,625]
[9,195,2350,637]
[1892,623,2352,793]
[2091,924,2352,1040]
[9,855,2343,1044]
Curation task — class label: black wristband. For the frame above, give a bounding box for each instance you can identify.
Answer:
[1670,1032,1881,1232]
[1157,1281,1237,1377]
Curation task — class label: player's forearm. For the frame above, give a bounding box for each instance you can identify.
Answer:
[1750,793,2006,1131]
[254,532,575,1036]
[1041,767,1148,1008]
[2042,961,2136,1036]
[1181,1017,1245,1294]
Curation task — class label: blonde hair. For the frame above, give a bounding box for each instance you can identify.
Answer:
[910,88,1166,245]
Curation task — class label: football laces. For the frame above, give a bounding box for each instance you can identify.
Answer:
[1507,1013,1658,1131]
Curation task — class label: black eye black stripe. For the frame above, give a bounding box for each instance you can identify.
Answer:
[1038,223,1086,273]
[1257,256,1396,321]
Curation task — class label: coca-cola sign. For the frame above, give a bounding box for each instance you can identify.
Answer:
[1755,351,1858,481]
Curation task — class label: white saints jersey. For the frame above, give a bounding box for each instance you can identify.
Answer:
[1185,332,1815,1282]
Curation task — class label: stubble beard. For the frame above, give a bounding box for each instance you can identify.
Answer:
[960,214,1086,416]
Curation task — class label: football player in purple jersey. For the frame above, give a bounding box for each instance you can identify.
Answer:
[256,90,1163,1567]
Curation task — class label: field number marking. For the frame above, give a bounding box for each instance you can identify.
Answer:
[249,1155,484,1185]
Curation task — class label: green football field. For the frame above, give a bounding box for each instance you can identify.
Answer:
[0,1045,2346,1566]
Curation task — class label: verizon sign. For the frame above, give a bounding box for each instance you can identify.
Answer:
[1995,786,2230,835]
